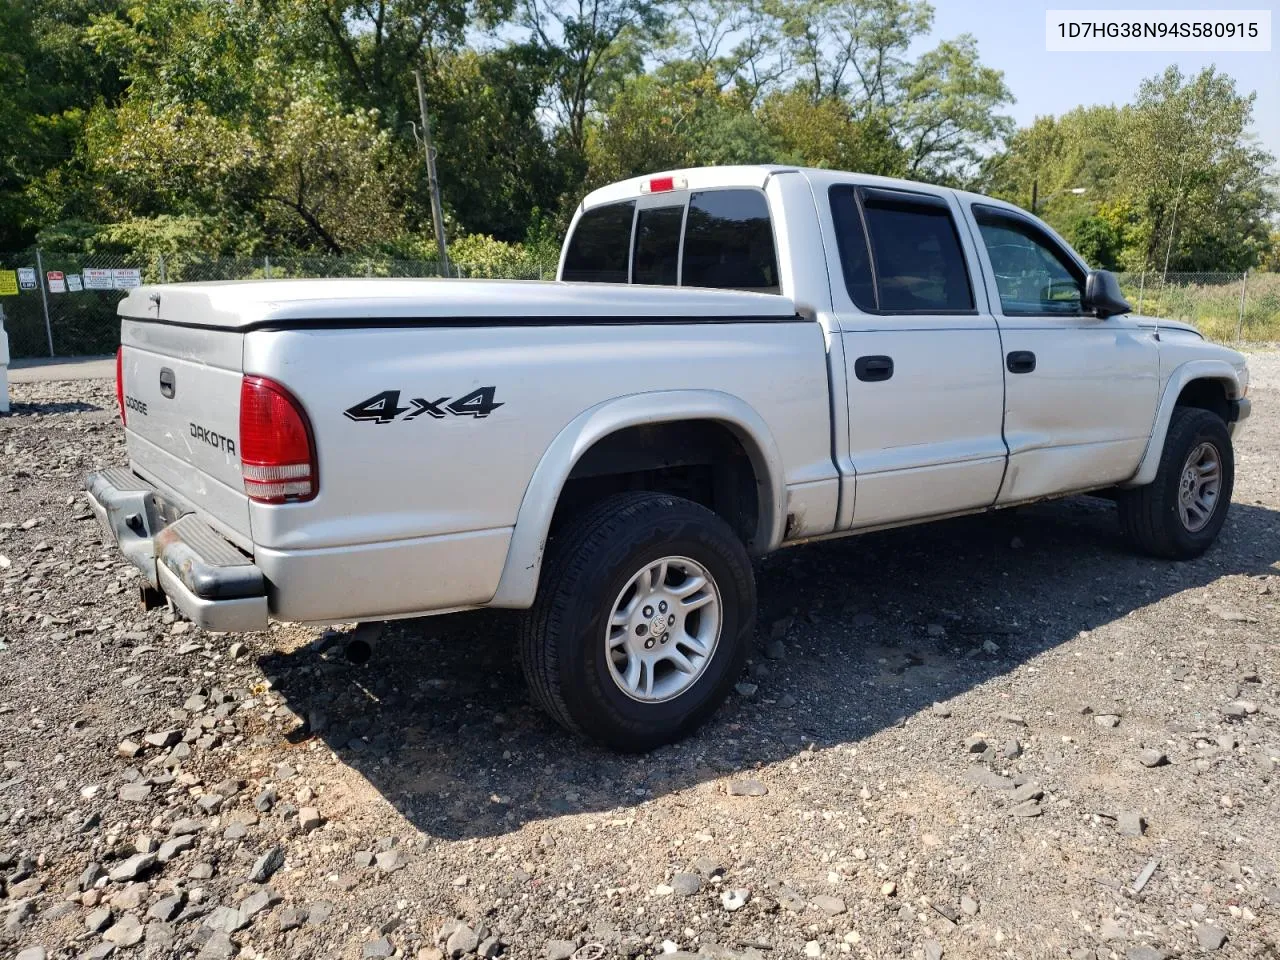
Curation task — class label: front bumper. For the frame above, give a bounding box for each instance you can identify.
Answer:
[85,468,268,632]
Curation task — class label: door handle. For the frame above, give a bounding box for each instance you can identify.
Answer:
[1006,351,1036,374]
[158,367,176,398]
[855,355,894,382]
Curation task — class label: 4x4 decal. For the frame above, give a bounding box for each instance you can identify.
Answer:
[344,387,503,424]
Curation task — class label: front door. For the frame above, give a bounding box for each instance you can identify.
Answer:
[962,203,1160,503]
[822,182,1008,528]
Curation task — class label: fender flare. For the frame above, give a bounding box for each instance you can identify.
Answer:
[1123,359,1245,488]
[488,389,787,608]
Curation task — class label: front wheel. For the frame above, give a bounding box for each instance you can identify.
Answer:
[1118,407,1234,559]
[520,492,756,752]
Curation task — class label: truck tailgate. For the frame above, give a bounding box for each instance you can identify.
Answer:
[121,319,250,546]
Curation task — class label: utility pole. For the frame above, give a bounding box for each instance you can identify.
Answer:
[34,248,54,357]
[414,70,450,275]
[1161,161,1186,282]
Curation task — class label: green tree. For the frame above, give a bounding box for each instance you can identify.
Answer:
[0,0,131,247]
[585,67,784,185]
[1123,66,1275,271]
[263,99,410,253]
[755,0,1011,181]
[426,48,567,242]
[665,0,788,101]
[774,0,931,104]
[988,67,1276,271]
[757,88,903,173]
[896,35,1013,182]
[520,0,668,158]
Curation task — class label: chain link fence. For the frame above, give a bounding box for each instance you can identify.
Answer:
[1118,271,1278,344]
[1,251,1277,359]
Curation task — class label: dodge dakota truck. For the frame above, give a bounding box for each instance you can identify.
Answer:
[87,165,1251,750]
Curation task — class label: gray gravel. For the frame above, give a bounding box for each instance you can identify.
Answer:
[1,358,1278,959]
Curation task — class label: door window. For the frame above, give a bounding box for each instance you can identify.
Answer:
[829,187,877,312]
[829,185,974,313]
[632,205,683,286]
[973,206,1085,315]
[681,190,779,292]
[562,201,635,283]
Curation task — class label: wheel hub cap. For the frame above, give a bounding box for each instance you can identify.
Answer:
[606,556,722,703]
[1177,441,1221,533]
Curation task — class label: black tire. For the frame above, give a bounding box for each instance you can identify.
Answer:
[520,492,756,752]
[1118,407,1234,559]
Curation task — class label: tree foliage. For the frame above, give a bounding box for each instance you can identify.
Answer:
[987,67,1276,272]
[1,0,1273,272]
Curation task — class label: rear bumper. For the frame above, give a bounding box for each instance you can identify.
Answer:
[85,468,268,632]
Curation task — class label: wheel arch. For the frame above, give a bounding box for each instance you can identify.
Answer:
[1124,360,1245,489]
[489,390,786,608]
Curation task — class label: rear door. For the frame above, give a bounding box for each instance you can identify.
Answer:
[120,319,250,545]
[962,203,1160,502]
[821,181,1008,527]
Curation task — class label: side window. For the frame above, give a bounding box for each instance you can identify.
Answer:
[562,201,635,283]
[829,186,876,312]
[860,189,974,312]
[973,206,1084,315]
[681,190,779,292]
[632,205,683,286]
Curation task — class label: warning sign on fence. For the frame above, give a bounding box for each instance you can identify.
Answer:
[112,268,142,290]
[67,274,83,292]
[17,267,36,290]
[83,268,112,290]
[46,271,66,294]
[0,271,17,296]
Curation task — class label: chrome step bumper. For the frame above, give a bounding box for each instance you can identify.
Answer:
[85,468,268,632]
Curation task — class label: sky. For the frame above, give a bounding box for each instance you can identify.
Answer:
[913,0,1280,157]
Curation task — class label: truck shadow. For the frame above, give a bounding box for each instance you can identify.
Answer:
[2,400,103,416]
[259,495,1280,842]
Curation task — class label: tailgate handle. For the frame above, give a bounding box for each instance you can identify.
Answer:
[159,368,176,399]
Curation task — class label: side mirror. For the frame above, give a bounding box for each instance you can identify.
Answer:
[1084,270,1132,319]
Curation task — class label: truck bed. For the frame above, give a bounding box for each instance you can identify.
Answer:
[113,279,841,625]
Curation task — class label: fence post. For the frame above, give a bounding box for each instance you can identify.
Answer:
[158,254,167,284]
[34,247,54,357]
[264,255,271,279]
[1236,270,1249,343]
[1136,271,1146,315]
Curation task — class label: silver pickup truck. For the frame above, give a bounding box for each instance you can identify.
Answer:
[87,165,1250,750]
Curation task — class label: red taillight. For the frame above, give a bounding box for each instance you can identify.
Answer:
[239,376,317,503]
[115,347,126,424]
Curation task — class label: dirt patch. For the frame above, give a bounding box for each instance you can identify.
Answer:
[1,362,1277,960]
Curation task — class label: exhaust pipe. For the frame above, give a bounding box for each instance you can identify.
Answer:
[343,622,383,664]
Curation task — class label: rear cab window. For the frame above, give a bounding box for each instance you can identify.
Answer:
[683,190,779,292]
[562,201,635,282]
[632,205,683,285]
[561,188,779,293]
[829,184,975,314]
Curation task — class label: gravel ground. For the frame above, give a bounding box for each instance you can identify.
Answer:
[1,356,1278,960]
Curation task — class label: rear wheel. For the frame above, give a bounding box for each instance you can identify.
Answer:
[520,492,755,752]
[1118,407,1234,559]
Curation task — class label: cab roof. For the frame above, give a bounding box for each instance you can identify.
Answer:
[579,165,1036,222]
